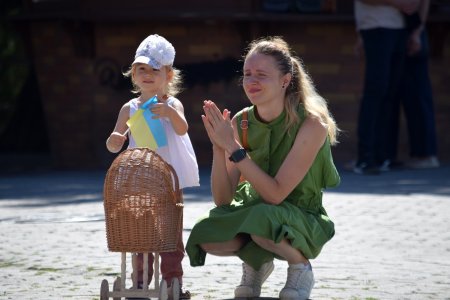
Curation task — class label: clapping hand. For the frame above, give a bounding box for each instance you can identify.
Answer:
[201,100,234,150]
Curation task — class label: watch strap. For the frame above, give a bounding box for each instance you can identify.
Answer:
[228,148,247,163]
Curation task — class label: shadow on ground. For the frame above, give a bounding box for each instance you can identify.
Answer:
[1,165,449,209]
[335,165,450,195]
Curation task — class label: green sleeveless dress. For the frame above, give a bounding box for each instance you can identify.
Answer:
[186,105,340,270]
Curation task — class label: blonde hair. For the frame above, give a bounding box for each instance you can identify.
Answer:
[245,36,339,144]
[123,64,183,97]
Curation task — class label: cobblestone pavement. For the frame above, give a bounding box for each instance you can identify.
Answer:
[1,166,450,300]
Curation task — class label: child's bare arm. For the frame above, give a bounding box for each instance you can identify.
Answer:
[106,103,130,153]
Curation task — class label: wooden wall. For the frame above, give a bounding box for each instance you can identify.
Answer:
[17,1,450,169]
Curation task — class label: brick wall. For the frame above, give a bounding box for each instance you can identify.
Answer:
[29,20,450,169]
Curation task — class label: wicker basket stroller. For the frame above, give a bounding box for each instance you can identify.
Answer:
[100,148,183,300]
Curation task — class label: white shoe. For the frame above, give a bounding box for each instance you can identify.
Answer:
[234,261,274,298]
[407,156,440,169]
[279,263,314,300]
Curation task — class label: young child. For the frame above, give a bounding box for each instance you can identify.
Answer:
[106,34,199,299]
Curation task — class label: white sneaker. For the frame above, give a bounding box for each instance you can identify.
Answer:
[279,263,314,300]
[407,156,440,169]
[234,261,274,298]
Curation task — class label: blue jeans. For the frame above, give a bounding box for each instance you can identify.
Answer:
[357,28,408,165]
[398,30,438,158]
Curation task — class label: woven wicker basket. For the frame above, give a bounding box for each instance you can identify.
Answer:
[103,148,183,253]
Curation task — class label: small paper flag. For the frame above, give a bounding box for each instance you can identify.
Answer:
[126,95,167,150]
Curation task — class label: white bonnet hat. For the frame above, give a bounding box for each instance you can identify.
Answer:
[132,34,175,69]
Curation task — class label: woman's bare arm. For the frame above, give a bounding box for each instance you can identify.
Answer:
[229,117,327,205]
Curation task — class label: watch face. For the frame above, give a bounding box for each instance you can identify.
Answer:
[229,148,247,162]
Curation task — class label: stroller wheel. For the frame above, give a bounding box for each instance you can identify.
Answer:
[113,277,121,300]
[171,278,180,300]
[159,279,168,300]
[100,279,109,300]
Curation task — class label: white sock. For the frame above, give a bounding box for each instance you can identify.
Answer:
[289,262,310,270]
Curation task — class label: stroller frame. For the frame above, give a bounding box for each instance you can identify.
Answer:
[100,148,183,300]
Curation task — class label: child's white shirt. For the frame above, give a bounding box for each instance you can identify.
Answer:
[128,97,200,189]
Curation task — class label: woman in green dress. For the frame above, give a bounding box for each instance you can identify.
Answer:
[186,36,340,300]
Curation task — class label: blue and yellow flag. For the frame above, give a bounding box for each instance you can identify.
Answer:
[126,95,167,150]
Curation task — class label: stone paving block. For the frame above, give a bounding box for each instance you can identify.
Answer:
[1,167,449,299]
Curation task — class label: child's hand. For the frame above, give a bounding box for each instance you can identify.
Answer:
[106,132,127,153]
[150,103,173,119]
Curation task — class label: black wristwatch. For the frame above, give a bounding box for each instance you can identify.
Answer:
[228,148,247,163]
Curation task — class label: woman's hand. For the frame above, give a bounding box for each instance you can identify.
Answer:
[201,100,235,150]
[203,100,241,206]
[391,0,420,15]
[407,28,422,56]
[354,34,364,60]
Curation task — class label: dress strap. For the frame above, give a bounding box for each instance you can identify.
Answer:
[239,107,249,183]
[241,107,249,150]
